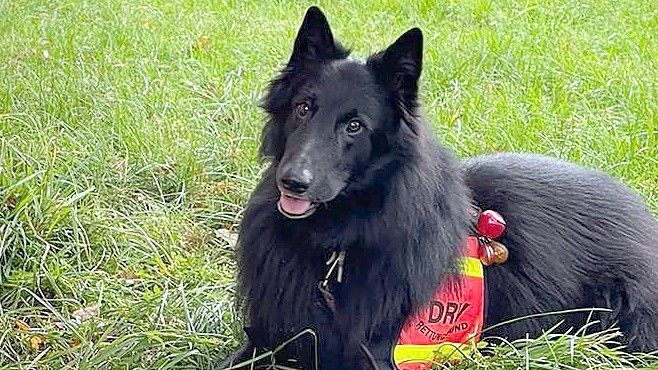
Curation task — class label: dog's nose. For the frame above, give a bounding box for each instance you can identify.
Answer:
[279,169,313,195]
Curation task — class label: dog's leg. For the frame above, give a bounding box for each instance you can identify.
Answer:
[216,341,257,370]
[356,340,397,370]
[614,285,658,351]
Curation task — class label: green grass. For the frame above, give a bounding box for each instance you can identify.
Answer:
[1,0,657,368]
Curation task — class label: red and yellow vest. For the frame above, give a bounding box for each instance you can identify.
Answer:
[394,237,484,370]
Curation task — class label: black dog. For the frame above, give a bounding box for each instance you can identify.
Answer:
[221,6,658,369]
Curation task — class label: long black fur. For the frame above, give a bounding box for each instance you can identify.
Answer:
[220,7,658,370]
[466,153,658,348]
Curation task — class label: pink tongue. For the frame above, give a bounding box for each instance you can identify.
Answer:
[279,194,312,215]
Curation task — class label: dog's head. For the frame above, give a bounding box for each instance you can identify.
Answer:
[261,7,423,219]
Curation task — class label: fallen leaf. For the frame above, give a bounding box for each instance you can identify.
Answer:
[14,319,30,331]
[117,270,139,280]
[193,35,211,53]
[108,156,128,174]
[71,303,101,322]
[209,180,235,195]
[134,192,148,203]
[215,228,238,248]
[53,321,66,330]
[29,335,46,350]
[117,270,139,285]
[6,193,19,210]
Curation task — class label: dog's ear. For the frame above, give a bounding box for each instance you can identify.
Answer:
[369,28,423,106]
[289,7,338,63]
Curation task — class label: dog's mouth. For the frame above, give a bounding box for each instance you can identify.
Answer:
[277,191,318,219]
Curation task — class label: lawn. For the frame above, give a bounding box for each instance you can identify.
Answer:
[1,0,657,369]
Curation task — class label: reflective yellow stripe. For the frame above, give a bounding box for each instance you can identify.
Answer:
[394,342,473,363]
[460,257,483,279]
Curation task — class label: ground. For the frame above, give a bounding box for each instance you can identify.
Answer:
[0,0,657,369]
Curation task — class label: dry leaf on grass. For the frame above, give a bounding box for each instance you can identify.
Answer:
[29,335,46,351]
[71,303,101,322]
[117,270,139,280]
[14,319,30,331]
[13,320,46,351]
[117,270,140,285]
[6,193,20,210]
[215,228,238,248]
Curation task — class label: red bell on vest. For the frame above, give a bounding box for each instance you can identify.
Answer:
[477,210,506,239]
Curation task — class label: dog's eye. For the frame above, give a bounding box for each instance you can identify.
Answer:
[346,120,362,134]
[295,102,310,118]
